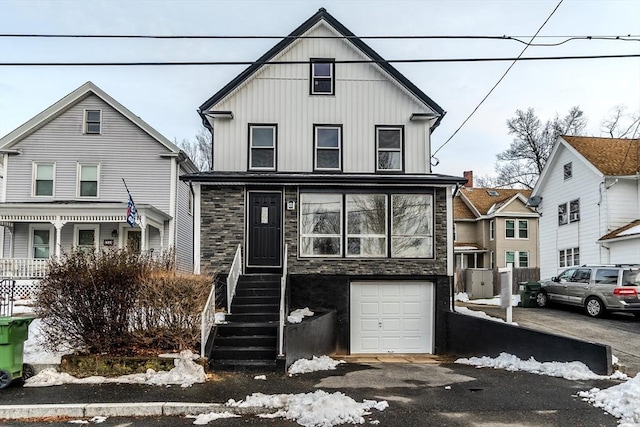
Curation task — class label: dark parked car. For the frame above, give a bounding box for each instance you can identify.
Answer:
[536,264,640,318]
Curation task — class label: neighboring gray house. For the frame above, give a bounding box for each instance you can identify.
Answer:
[183,9,465,368]
[0,81,198,296]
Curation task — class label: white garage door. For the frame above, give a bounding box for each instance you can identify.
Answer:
[350,281,434,354]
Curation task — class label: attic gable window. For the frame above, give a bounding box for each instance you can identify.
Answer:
[310,59,334,95]
[564,162,572,180]
[85,110,101,134]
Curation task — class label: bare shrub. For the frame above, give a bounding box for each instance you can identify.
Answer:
[131,271,212,351]
[36,249,145,354]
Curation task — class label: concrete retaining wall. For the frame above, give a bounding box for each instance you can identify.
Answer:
[445,311,612,375]
[285,310,337,369]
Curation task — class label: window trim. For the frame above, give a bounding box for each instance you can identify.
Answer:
[505,250,529,268]
[563,162,573,180]
[28,224,54,259]
[313,124,342,171]
[84,109,102,134]
[309,58,335,95]
[248,124,277,171]
[375,125,404,172]
[32,162,55,197]
[505,218,529,239]
[73,224,100,251]
[76,163,100,198]
[559,247,580,268]
[489,220,495,241]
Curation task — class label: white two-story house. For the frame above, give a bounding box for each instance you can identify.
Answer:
[531,135,639,279]
[0,82,198,296]
[183,9,465,367]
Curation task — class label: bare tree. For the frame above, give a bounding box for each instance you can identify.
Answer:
[495,106,586,189]
[176,126,212,171]
[600,105,640,139]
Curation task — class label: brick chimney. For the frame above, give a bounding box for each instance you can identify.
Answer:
[463,171,473,188]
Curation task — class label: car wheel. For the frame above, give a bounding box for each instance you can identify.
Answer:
[536,291,548,307]
[0,370,12,389]
[585,297,606,318]
[22,364,35,381]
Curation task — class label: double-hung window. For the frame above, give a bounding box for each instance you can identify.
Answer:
[346,194,387,257]
[33,163,54,197]
[249,125,276,170]
[85,110,101,134]
[376,126,403,171]
[559,247,579,268]
[78,164,99,197]
[30,225,53,259]
[559,200,580,225]
[505,219,528,239]
[391,194,433,257]
[310,60,334,95]
[506,250,529,268]
[314,125,341,171]
[489,220,495,240]
[74,225,99,252]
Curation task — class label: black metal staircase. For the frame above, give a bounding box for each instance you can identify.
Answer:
[209,274,281,370]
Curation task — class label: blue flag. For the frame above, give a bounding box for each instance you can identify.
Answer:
[126,194,137,227]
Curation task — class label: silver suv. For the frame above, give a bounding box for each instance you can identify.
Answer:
[536,264,640,318]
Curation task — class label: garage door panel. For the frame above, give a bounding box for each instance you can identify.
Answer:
[351,281,433,354]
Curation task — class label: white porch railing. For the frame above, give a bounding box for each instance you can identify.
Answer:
[0,258,48,279]
[200,278,217,358]
[278,244,288,357]
[226,244,243,314]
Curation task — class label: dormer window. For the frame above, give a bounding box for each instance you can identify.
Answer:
[310,59,334,95]
[85,110,101,134]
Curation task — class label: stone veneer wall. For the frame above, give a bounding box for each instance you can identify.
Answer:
[200,185,245,274]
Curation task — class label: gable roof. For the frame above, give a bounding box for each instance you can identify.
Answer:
[598,219,640,242]
[562,136,640,176]
[0,82,198,172]
[457,187,533,217]
[198,8,445,129]
[453,193,477,220]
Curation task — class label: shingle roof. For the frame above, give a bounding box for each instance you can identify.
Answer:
[562,136,640,176]
[453,194,476,220]
[459,187,532,216]
[599,219,640,241]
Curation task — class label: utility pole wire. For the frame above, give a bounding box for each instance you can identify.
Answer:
[0,54,637,67]
[431,0,565,161]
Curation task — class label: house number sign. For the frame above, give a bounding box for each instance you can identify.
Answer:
[261,207,269,224]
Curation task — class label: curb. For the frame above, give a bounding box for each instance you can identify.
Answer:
[0,402,268,420]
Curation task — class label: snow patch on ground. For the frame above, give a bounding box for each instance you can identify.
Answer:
[288,356,346,375]
[214,312,226,324]
[223,390,387,427]
[188,411,240,425]
[578,374,640,425]
[455,292,521,306]
[24,350,206,388]
[455,352,628,381]
[288,307,314,324]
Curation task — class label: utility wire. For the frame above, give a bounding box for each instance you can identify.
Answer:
[1,54,637,67]
[431,0,566,161]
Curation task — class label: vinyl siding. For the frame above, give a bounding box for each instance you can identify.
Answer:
[605,178,639,230]
[4,94,173,212]
[537,145,603,278]
[175,170,194,273]
[210,23,433,174]
[608,238,640,263]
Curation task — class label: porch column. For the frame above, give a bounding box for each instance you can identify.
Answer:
[53,217,67,258]
[139,215,147,252]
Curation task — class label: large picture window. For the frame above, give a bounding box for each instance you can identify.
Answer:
[34,163,54,196]
[391,194,433,257]
[314,125,341,171]
[300,193,342,256]
[299,192,433,258]
[249,125,276,170]
[346,194,387,257]
[376,126,403,171]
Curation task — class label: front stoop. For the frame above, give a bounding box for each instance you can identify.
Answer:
[209,274,281,371]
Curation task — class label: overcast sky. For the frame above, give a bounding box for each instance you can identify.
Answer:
[1,0,638,179]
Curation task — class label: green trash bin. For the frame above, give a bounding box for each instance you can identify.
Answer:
[519,282,541,308]
[0,316,34,389]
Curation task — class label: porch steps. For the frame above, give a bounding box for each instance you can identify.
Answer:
[209,275,281,371]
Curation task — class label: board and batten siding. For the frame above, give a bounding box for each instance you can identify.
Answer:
[538,146,603,278]
[210,23,434,174]
[175,173,194,272]
[4,95,174,214]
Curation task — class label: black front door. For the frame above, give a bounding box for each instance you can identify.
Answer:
[247,192,282,267]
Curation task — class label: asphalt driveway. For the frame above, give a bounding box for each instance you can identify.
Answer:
[456,301,640,376]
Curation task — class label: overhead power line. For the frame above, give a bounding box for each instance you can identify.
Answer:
[0,54,637,67]
[431,0,566,161]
